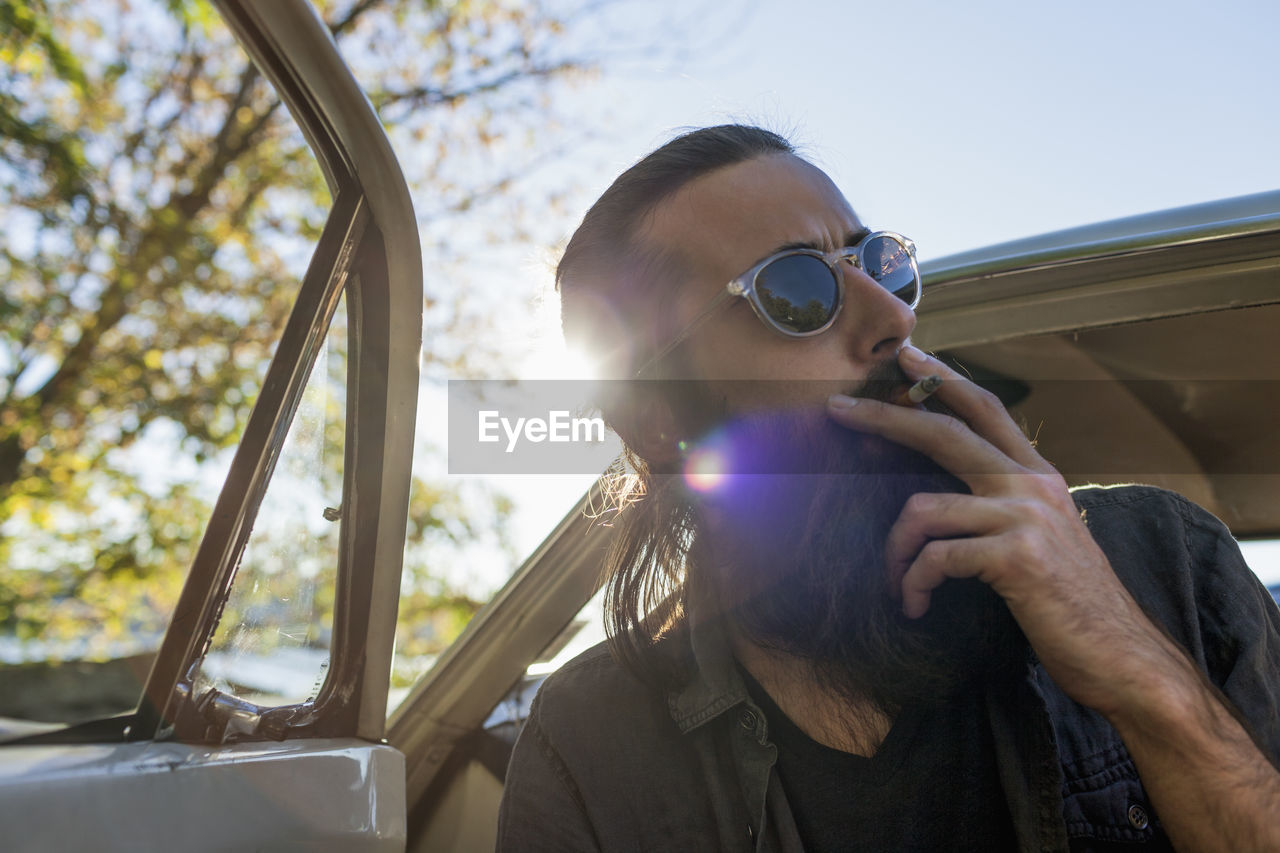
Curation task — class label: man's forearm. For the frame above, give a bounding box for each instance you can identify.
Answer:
[1108,638,1280,853]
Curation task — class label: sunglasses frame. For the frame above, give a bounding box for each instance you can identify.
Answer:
[634,230,921,377]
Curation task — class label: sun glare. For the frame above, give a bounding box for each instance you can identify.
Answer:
[683,447,727,493]
[521,339,598,381]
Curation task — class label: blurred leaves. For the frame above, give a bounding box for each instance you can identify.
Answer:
[0,0,612,666]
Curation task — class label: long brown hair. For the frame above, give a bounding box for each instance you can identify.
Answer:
[557,125,797,686]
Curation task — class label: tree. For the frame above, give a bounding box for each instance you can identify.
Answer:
[0,0,615,667]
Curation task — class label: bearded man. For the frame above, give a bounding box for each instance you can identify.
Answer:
[496,125,1280,851]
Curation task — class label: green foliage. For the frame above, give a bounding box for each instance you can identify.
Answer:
[0,0,599,668]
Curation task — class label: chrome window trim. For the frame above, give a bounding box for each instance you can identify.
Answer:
[921,190,1280,288]
[916,191,1280,350]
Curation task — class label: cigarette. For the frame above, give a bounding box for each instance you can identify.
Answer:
[895,375,942,406]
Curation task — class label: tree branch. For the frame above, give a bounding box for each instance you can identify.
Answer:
[23,68,283,439]
[374,59,584,114]
[328,0,383,37]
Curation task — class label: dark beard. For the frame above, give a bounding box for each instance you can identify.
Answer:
[683,364,1023,715]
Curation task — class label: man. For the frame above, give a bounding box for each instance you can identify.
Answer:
[497,125,1280,850]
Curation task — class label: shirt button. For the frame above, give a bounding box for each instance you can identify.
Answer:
[739,709,757,730]
[1127,804,1150,831]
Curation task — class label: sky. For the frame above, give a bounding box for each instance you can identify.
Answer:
[475,0,1280,585]
[557,0,1280,261]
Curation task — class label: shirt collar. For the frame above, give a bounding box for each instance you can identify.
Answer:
[667,612,750,733]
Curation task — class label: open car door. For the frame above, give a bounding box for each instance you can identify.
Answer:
[0,1,420,848]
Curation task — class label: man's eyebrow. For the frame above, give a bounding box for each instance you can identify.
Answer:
[766,227,872,255]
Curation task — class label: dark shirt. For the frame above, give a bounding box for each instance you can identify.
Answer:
[741,667,1018,852]
[497,486,1280,852]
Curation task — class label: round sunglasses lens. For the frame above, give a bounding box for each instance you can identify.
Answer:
[863,235,919,304]
[754,254,839,333]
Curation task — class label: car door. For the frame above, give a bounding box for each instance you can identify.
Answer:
[0,1,420,849]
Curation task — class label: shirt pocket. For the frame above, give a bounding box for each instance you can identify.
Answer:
[1060,742,1171,850]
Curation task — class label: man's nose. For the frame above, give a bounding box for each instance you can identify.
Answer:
[836,264,917,362]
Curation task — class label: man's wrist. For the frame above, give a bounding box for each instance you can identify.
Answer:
[1101,639,1230,754]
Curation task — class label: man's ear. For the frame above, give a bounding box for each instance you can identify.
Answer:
[613,393,684,469]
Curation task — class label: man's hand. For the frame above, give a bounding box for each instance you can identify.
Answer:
[827,343,1175,716]
[825,343,1280,852]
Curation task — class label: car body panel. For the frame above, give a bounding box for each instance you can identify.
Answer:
[0,739,404,852]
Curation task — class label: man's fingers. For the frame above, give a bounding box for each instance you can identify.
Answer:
[900,537,996,619]
[883,492,1015,595]
[827,393,1027,490]
[897,345,1053,474]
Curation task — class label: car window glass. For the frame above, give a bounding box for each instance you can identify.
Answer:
[526,585,606,677]
[191,294,347,708]
[1241,540,1280,602]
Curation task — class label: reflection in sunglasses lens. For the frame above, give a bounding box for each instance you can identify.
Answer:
[755,254,838,333]
[865,236,917,304]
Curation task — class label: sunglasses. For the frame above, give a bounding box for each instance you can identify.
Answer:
[634,230,921,377]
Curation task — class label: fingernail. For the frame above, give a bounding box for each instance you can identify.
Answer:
[827,394,858,410]
[900,345,926,364]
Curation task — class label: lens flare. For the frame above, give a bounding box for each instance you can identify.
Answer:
[683,447,727,492]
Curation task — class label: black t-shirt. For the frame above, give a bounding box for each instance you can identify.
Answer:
[741,669,1019,852]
